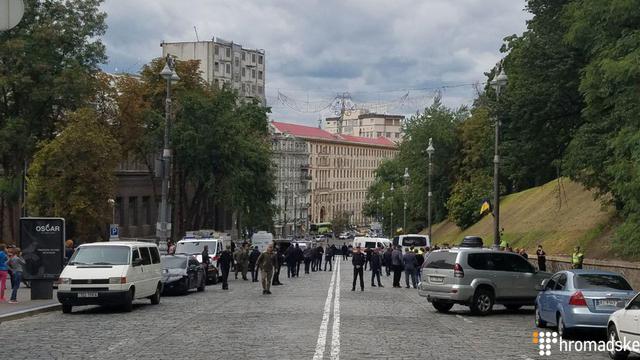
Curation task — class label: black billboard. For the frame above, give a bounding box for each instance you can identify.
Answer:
[19,217,65,280]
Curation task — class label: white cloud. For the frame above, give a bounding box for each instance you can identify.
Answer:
[100,0,530,125]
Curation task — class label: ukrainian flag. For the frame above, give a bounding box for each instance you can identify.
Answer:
[480,199,492,216]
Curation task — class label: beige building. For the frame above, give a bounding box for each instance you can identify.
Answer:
[161,37,265,104]
[325,111,405,141]
[271,121,398,227]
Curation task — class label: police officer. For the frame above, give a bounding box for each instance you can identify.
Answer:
[352,245,365,291]
[572,246,584,269]
[218,245,233,290]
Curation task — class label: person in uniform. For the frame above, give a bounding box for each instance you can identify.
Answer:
[218,245,233,290]
[257,244,276,295]
[351,246,365,291]
[249,246,261,282]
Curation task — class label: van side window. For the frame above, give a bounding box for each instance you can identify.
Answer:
[131,248,140,263]
[555,274,567,291]
[140,247,152,265]
[149,247,161,264]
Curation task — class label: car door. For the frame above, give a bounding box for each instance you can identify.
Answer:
[129,248,144,296]
[618,293,640,344]
[551,273,569,321]
[138,247,154,296]
[489,253,514,299]
[540,274,560,323]
[502,253,537,299]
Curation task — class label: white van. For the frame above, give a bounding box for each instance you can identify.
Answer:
[251,231,274,252]
[57,242,163,313]
[175,238,223,284]
[352,237,392,250]
[393,234,430,253]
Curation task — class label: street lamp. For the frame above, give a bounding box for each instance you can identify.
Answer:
[157,54,179,252]
[107,198,116,224]
[389,183,395,239]
[381,192,385,237]
[283,184,289,239]
[403,168,410,234]
[490,65,508,250]
[426,138,435,243]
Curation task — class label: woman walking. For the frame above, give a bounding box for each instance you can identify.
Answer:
[0,244,9,302]
[7,248,25,304]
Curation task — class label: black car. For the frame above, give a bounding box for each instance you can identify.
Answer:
[161,255,206,294]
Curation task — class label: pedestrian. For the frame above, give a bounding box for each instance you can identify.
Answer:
[201,245,211,268]
[391,245,404,288]
[364,248,372,271]
[7,247,25,304]
[536,245,547,272]
[311,245,319,272]
[6,244,15,289]
[285,244,297,278]
[0,244,8,302]
[571,246,584,269]
[167,240,176,255]
[370,247,383,287]
[383,246,393,277]
[403,247,418,289]
[295,243,304,277]
[519,248,529,259]
[249,246,260,282]
[351,245,365,292]
[218,245,233,290]
[341,243,348,261]
[315,245,324,272]
[272,245,285,286]
[324,245,333,271]
[415,248,425,283]
[233,246,242,280]
[303,246,313,274]
[64,239,75,265]
[257,244,276,294]
[347,244,353,258]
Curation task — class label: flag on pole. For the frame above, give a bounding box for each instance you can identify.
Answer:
[479,199,492,216]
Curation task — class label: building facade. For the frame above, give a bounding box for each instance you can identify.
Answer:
[270,132,310,238]
[161,37,266,104]
[325,112,405,141]
[271,121,398,228]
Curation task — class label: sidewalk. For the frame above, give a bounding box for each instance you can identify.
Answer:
[0,286,60,322]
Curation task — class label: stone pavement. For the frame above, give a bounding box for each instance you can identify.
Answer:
[0,258,634,359]
[0,286,59,321]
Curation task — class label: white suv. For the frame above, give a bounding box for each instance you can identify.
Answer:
[57,242,163,313]
[607,293,640,360]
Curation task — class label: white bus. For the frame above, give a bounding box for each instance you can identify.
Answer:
[392,234,430,253]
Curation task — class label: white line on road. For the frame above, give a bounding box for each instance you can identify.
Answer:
[456,314,473,323]
[312,261,338,360]
[330,261,341,360]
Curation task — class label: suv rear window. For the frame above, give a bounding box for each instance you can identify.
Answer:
[575,274,632,291]
[424,252,457,269]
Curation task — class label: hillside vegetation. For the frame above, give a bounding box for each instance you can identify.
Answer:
[430,178,623,260]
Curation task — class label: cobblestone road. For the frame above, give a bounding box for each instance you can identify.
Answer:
[1,257,634,360]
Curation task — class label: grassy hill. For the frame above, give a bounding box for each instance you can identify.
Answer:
[430,178,622,260]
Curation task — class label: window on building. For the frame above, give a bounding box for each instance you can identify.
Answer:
[225,47,231,57]
[242,68,246,77]
[235,58,239,67]
[116,197,124,225]
[252,53,256,63]
[142,196,151,225]
[252,84,256,93]
[258,70,263,80]
[252,69,256,79]
[259,55,263,64]
[226,63,231,74]
[215,45,219,55]
[258,85,263,94]
[242,52,246,61]
[214,61,219,72]
[386,132,391,137]
[128,197,138,226]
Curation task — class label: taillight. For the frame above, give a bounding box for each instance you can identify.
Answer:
[454,263,464,278]
[569,291,587,306]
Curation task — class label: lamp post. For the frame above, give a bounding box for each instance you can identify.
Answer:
[403,168,410,234]
[426,138,435,243]
[490,65,508,250]
[283,184,288,239]
[389,183,395,239]
[107,198,116,224]
[293,194,298,239]
[381,192,385,237]
[157,55,179,252]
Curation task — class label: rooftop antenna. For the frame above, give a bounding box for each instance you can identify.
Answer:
[194,26,200,42]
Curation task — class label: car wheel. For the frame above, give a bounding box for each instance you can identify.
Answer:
[150,284,161,305]
[505,304,522,311]
[470,288,494,316]
[557,314,572,339]
[62,304,72,314]
[211,273,218,285]
[608,324,629,360]
[535,306,547,328]
[182,279,190,295]
[122,288,134,312]
[197,277,206,292]
[432,300,454,313]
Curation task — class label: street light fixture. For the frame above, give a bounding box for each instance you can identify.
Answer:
[157,54,179,252]
[283,184,289,239]
[381,192,385,237]
[107,198,116,224]
[403,168,410,234]
[490,65,508,250]
[389,183,395,239]
[426,138,435,243]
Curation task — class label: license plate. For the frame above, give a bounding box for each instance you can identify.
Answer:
[429,276,444,284]
[595,299,621,307]
[77,291,98,298]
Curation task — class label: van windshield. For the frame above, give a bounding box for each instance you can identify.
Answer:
[176,240,218,255]
[69,246,130,265]
[402,236,427,247]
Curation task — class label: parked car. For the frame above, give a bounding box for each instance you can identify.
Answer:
[57,242,163,313]
[160,255,206,294]
[535,270,635,338]
[418,248,551,315]
[175,238,223,284]
[607,292,640,360]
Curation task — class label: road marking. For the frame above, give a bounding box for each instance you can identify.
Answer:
[456,314,473,323]
[330,261,341,360]
[313,261,338,360]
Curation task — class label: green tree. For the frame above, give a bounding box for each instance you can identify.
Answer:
[446,173,493,229]
[27,108,121,242]
[331,211,351,236]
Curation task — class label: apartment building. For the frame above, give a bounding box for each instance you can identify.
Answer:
[325,112,405,141]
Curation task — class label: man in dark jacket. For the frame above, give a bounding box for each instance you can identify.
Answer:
[248,246,261,282]
[370,247,384,287]
[391,246,404,288]
[303,247,313,274]
[285,245,297,278]
[272,245,285,285]
[364,248,372,270]
[294,243,304,277]
[403,248,418,289]
[383,246,393,277]
[218,245,233,290]
[324,246,333,271]
[352,246,365,291]
[315,245,324,272]
[341,243,348,261]
[415,248,425,283]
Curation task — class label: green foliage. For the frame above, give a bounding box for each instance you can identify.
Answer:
[331,211,351,235]
[27,108,121,242]
[446,174,493,229]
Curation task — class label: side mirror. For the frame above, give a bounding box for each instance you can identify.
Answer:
[536,279,549,291]
[132,258,143,267]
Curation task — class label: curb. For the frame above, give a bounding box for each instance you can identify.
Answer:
[0,303,61,323]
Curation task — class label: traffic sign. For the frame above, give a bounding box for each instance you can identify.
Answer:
[0,0,24,31]
[109,223,119,240]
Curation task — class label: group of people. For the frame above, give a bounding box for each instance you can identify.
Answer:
[0,244,26,303]
[350,244,427,291]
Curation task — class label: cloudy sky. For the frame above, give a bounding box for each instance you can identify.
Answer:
[100,0,531,126]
